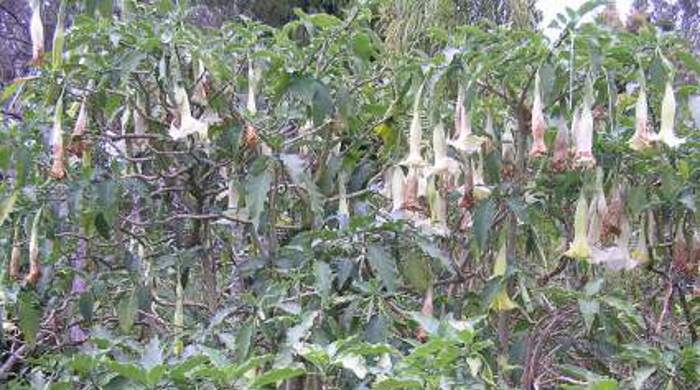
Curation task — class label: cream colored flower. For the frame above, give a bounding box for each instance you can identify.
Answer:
[401,84,427,167]
[472,150,491,201]
[30,0,44,65]
[49,97,66,179]
[658,80,686,148]
[389,166,406,213]
[552,117,570,172]
[428,122,459,178]
[628,84,658,151]
[426,176,449,236]
[449,88,485,154]
[565,191,592,260]
[168,85,208,140]
[573,102,596,168]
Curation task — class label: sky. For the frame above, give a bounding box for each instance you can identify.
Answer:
[538,0,634,39]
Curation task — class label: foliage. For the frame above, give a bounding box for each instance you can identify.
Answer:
[0,0,699,389]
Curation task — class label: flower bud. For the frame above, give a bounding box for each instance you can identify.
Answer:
[629,83,657,151]
[402,83,427,167]
[50,96,67,179]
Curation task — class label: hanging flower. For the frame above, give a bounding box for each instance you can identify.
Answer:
[500,121,516,178]
[658,80,686,148]
[30,0,44,65]
[629,83,658,151]
[132,94,148,153]
[573,101,596,168]
[390,166,406,213]
[587,168,607,245]
[247,59,262,115]
[426,176,449,236]
[25,209,42,286]
[168,85,208,140]
[415,286,434,341]
[565,191,592,260]
[191,59,209,106]
[449,88,485,154]
[483,112,497,153]
[402,168,422,212]
[9,224,21,279]
[473,150,491,201]
[529,73,548,158]
[591,216,638,271]
[52,0,66,67]
[601,182,624,241]
[401,84,427,168]
[428,122,459,179]
[552,117,570,172]
[49,96,67,179]
[631,217,650,265]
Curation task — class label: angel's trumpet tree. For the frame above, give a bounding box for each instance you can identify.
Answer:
[529,73,548,158]
[658,80,686,148]
[552,117,570,172]
[168,85,208,140]
[565,191,592,260]
[629,83,657,151]
[25,209,43,285]
[50,97,67,180]
[30,0,44,65]
[449,88,485,154]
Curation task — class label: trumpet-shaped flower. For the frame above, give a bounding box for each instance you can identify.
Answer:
[658,80,686,148]
[389,166,406,213]
[168,85,208,140]
[72,101,88,138]
[30,0,44,65]
[552,117,570,172]
[601,182,624,241]
[428,122,459,178]
[565,191,592,260]
[402,168,422,211]
[50,97,66,179]
[628,84,658,151]
[247,60,261,115]
[631,217,650,265]
[473,151,491,201]
[449,88,485,154]
[426,177,449,236]
[529,73,548,158]
[192,60,208,106]
[574,102,596,168]
[401,84,427,167]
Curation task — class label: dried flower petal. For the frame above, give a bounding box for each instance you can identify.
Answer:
[658,81,685,148]
[601,182,624,241]
[9,224,21,279]
[402,168,422,211]
[673,229,691,274]
[529,73,548,158]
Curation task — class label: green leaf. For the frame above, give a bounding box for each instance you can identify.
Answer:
[0,191,18,225]
[118,291,139,333]
[78,293,94,323]
[140,337,163,371]
[107,361,148,385]
[18,289,42,346]
[374,378,423,390]
[473,200,496,253]
[280,154,325,227]
[578,299,599,332]
[245,161,272,231]
[336,353,367,379]
[400,252,431,293]
[367,245,398,293]
[94,212,111,240]
[252,366,305,388]
[308,13,341,29]
[314,261,333,302]
[235,323,254,361]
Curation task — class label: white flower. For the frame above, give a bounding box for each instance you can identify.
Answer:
[449,88,485,154]
[401,84,427,167]
[428,122,459,178]
[30,0,44,64]
[565,191,592,260]
[573,102,596,168]
[658,80,685,148]
[168,85,208,140]
[629,84,658,151]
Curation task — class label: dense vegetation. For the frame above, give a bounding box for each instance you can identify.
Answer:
[1,0,699,389]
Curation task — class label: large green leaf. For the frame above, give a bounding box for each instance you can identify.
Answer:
[251,366,305,388]
[18,289,42,346]
[367,245,398,293]
[245,160,272,231]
